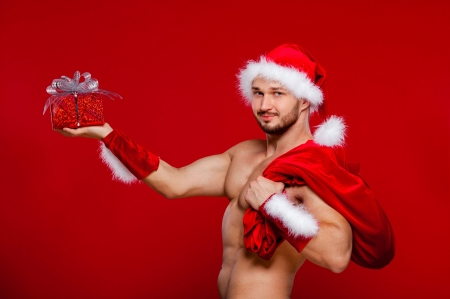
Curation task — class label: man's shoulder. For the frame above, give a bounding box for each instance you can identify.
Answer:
[287,140,337,156]
[226,139,266,158]
[276,141,346,170]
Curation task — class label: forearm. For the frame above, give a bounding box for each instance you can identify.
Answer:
[61,124,229,197]
[300,222,352,273]
[100,129,230,198]
[257,188,352,272]
[142,159,228,199]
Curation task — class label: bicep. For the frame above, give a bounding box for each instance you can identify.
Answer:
[142,151,231,198]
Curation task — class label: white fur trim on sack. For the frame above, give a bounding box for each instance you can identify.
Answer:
[313,115,346,147]
[238,57,323,113]
[99,142,138,184]
[264,193,319,238]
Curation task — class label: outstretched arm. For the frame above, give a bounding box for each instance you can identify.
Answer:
[245,176,352,273]
[143,154,230,199]
[58,123,231,199]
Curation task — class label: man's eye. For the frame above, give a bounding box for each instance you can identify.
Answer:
[253,91,263,96]
[275,92,283,96]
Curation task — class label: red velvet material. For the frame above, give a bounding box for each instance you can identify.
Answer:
[266,44,326,90]
[259,192,314,255]
[102,130,160,180]
[266,44,328,118]
[243,140,395,269]
[242,201,284,260]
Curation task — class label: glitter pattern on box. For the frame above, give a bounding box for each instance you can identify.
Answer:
[44,71,121,129]
[49,93,105,129]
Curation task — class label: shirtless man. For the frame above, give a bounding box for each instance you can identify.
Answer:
[59,44,353,298]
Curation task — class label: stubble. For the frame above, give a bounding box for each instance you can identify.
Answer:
[255,101,300,135]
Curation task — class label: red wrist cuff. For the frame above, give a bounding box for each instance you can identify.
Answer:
[100,130,160,182]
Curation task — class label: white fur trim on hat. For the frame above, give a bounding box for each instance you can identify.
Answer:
[314,116,346,147]
[263,193,319,238]
[238,57,323,113]
[99,142,138,184]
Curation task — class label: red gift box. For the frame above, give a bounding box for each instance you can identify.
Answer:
[44,71,121,129]
[49,93,104,129]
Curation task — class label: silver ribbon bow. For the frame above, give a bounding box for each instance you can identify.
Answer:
[43,71,121,114]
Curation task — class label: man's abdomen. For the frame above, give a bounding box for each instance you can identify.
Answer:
[219,200,305,298]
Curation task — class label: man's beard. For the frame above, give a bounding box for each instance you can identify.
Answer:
[255,101,300,135]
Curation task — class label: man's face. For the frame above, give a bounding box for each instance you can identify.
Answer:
[251,77,302,135]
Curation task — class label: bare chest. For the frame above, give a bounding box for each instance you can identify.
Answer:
[224,151,277,210]
[220,146,277,252]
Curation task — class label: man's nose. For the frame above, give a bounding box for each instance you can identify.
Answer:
[260,95,273,111]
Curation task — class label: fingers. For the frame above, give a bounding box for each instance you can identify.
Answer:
[244,185,261,210]
[54,127,93,138]
[63,127,88,136]
[245,176,285,210]
[244,187,252,201]
[52,123,113,139]
[254,176,284,193]
[54,129,74,137]
[54,128,88,138]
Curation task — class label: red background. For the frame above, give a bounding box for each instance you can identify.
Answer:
[0,0,449,298]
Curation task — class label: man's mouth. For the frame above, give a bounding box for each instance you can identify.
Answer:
[258,112,278,121]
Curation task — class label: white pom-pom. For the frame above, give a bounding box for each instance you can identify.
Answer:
[264,193,319,238]
[313,115,346,147]
[99,142,138,184]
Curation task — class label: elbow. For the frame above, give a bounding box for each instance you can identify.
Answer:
[327,247,351,273]
[162,192,175,200]
[142,180,184,199]
[328,256,350,273]
[160,187,190,199]
[327,222,352,273]
[324,238,352,273]
[160,189,182,199]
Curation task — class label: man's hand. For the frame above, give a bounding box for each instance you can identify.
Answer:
[245,176,284,210]
[55,123,113,140]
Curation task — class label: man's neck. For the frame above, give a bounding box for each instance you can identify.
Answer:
[265,119,313,158]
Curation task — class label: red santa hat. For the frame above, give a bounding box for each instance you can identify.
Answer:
[238,44,345,147]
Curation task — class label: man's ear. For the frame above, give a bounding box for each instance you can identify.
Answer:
[299,99,310,112]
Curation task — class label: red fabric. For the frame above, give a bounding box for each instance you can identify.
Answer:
[242,201,284,260]
[266,44,326,89]
[243,140,395,269]
[266,44,328,119]
[258,192,314,255]
[102,130,160,180]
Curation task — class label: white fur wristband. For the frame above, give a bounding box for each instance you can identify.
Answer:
[262,193,319,238]
[99,142,138,184]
